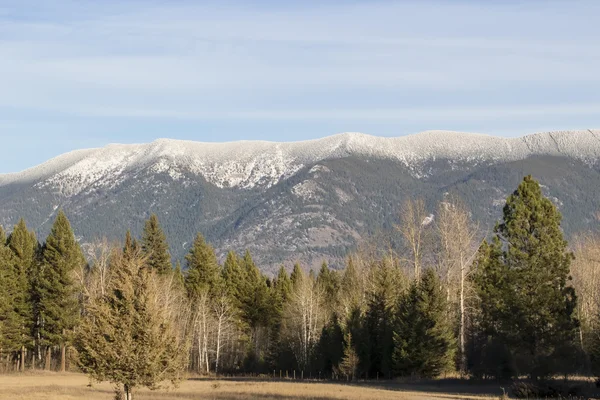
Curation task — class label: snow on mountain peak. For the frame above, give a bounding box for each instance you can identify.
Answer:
[1,129,600,195]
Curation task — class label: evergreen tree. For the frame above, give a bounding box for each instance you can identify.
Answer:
[240,250,270,331]
[274,266,292,304]
[393,269,455,378]
[338,332,359,381]
[173,260,185,292]
[340,257,362,318]
[267,266,293,370]
[317,261,340,311]
[37,210,85,371]
[184,233,221,299]
[6,218,37,370]
[290,263,303,287]
[0,226,20,364]
[222,251,244,309]
[472,175,579,379]
[75,251,187,400]
[123,230,139,261]
[315,314,345,378]
[141,214,171,275]
[239,251,272,369]
[363,259,404,379]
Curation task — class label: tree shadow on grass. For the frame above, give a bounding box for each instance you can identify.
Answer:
[185,376,600,399]
[184,377,504,399]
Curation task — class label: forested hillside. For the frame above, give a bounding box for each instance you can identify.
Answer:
[1,176,600,398]
[2,130,600,273]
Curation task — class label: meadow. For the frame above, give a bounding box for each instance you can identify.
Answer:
[0,373,503,400]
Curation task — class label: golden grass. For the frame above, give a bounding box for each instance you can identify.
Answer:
[0,372,499,400]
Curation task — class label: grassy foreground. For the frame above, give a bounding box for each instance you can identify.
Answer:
[0,372,502,400]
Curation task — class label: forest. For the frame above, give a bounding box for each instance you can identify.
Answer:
[0,175,599,398]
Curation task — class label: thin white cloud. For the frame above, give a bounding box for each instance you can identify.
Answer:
[0,0,599,130]
[8,103,600,122]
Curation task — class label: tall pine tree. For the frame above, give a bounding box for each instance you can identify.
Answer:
[363,259,406,379]
[473,175,579,379]
[393,269,455,378]
[141,214,171,275]
[222,251,244,309]
[184,233,222,299]
[6,219,37,371]
[0,226,21,369]
[37,210,85,372]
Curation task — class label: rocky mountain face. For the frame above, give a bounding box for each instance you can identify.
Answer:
[1,130,600,274]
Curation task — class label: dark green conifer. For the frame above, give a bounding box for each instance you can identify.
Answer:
[37,210,85,371]
[0,226,19,360]
[363,259,404,378]
[240,250,270,329]
[472,175,578,379]
[393,269,455,378]
[222,251,244,308]
[141,214,171,274]
[184,233,221,300]
[6,219,37,370]
[290,263,303,287]
[274,266,292,304]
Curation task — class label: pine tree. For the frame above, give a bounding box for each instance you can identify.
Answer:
[123,230,140,261]
[274,265,292,304]
[317,261,340,311]
[267,266,293,370]
[6,218,37,371]
[240,251,270,330]
[37,210,85,371]
[184,233,222,300]
[315,314,345,378]
[141,214,171,274]
[472,175,579,379]
[338,332,359,381]
[290,263,303,287]
[0,226,20,366]
[393,269,455,378]
[363,259,405,379]
[238,250,272,368]
[75,251,187,400]
[173,260,185,292]
[222,251,244,309]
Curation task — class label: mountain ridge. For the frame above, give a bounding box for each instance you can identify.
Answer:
[2,129,600,273]
[2,129,600,192]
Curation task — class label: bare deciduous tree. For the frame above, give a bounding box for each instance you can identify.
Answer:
[396,199,432,280]
[571,233,600,347]
[283,269,325,370]
[212,292,235,374]
[435,196,480,375]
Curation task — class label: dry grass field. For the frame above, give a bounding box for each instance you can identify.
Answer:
[0,372,503,400]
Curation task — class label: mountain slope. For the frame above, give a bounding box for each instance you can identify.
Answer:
[1,130,599,273]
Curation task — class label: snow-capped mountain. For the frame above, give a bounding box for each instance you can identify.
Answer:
[3,129,600,193]
[1,129,600,273]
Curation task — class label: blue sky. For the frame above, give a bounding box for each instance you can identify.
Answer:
[1,0,600,172]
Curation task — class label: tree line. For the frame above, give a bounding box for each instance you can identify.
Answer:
[0,175,599,397]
